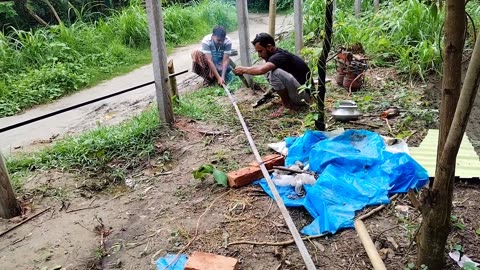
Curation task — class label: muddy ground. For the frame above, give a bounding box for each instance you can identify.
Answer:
[1,68,479,270]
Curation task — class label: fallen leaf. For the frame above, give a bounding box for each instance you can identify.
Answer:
[312,240,325,252]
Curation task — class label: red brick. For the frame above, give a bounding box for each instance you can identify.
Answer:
[227,166,263,188]
[185,251,239,270]
[248,154,285,170]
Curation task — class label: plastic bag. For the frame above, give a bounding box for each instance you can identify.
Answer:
[256,129,429,235]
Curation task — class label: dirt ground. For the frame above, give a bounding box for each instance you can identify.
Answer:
[1,68,479,270]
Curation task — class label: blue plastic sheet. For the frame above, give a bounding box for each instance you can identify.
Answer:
[257,129,428,235]
[156,254,188,270]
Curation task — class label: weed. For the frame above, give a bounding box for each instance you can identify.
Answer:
[451,215,466,230]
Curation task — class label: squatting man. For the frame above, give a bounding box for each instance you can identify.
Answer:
[233,33,312,117]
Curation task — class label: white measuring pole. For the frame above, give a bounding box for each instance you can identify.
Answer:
[222,84,316,270]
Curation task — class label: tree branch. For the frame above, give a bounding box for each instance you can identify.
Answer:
[24,4,49,26]
[42,0,62,24]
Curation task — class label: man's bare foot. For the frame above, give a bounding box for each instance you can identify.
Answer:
[270,106,286,118]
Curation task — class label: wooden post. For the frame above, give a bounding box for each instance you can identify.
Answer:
[374,0,379,12]
[145,0,174,124]
[236,0,253,87]
[0,152,21,219]
[294,0,304,55]
[167,59,178,98]
[268,0,276,37]
[355,0,361,18]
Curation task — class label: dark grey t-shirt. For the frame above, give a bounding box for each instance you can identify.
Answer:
[267,48,311,85]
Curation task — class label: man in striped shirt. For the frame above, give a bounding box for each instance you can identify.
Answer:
[191,26,233,86]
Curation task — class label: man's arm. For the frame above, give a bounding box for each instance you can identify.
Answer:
[234,62,276,76]
[205,53,223,85]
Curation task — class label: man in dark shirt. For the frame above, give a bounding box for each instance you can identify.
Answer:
[233,33,311,117]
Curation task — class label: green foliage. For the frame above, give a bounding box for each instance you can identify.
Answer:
[173,86,234,124]
[0,0,237,117]
[192,163,228,187]
[247,0,293,12]
[8,106,162,189]
[451,215,466,230]
[303,0,446,78]
[193,164,215,180]
[462,262,478,270]
[462,262,479,270]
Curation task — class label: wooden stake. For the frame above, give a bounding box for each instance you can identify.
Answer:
[268,0,276,37]
[0,152,21,219]
[374,0,379,12]
[145,0,174,124]
[294,0,304,55]
[236,0,253,88]
[355,0,361,18]
[354,220,387,270]
[167,59,178,98]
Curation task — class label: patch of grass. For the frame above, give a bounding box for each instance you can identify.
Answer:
[0,0,237,117]
[7,106,163,190]
[174,86,235,124]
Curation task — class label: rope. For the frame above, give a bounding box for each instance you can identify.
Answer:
[221,83,316,270]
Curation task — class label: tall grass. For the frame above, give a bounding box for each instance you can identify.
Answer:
[0,0,237,117]
[303,0,479,78]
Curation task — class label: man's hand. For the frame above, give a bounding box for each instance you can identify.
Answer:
[217,76,225,86]
[234,66,248,75]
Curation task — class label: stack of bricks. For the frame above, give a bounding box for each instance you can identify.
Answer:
[227,154,285,188]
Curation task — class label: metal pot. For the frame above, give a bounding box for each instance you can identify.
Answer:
[331,100,362,122]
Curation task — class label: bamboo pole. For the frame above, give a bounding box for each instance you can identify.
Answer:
[354,220,387,270]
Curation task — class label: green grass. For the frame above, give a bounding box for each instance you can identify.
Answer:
[8,106,163,190]
[174,85,234,124]
[7,86,235,190]
[302,0,480,78]
[0,0,237,117]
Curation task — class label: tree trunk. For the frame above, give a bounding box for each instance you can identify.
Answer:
[431,0,465,187]
[0,153,21,219]
[315,0,333,131]
[416,0,467,268]
[417,30,480,269]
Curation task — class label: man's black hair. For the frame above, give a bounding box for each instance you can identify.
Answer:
[212,26,227,39]
[251,33,275,47]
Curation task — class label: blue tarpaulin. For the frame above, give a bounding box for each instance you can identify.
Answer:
[256,129,428,235]
[156,254,188,270]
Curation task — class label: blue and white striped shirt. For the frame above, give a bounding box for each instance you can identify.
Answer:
[201,34,232,70]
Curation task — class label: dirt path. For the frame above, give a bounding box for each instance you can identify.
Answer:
[0,13,293,155]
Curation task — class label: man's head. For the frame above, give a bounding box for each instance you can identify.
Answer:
[212,26,227,46]
[251,33,276,60]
